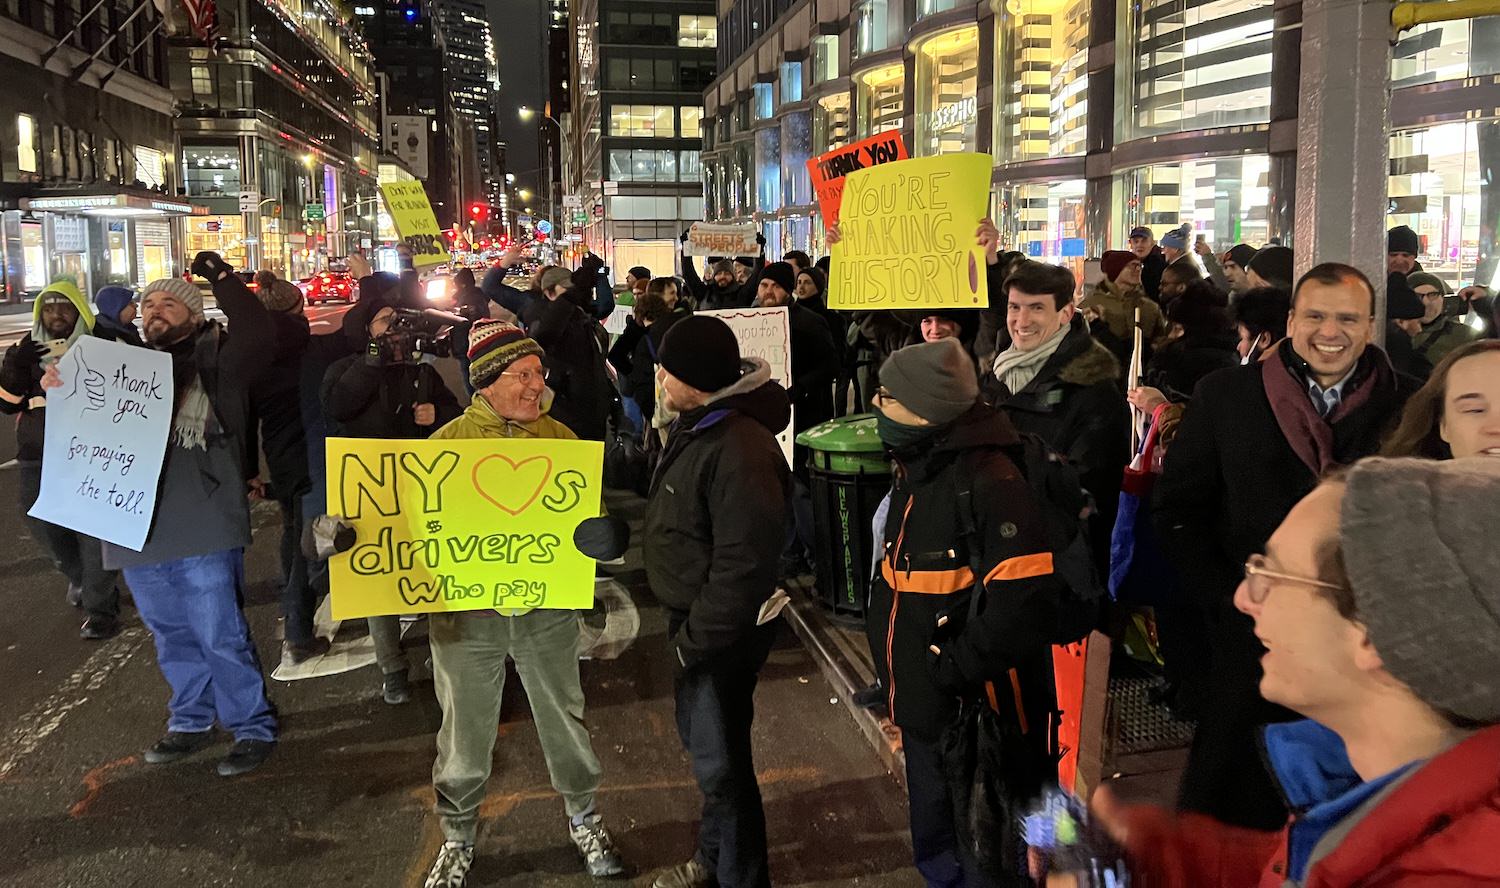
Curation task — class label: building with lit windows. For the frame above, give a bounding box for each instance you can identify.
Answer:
[564,0,716,274]
[704,0,1500,293]
[0,0,191,302]
[170,0,381,279]
[432,0,502,209]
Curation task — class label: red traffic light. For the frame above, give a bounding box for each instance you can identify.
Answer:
[468,203,489,222]
[534,231,548,242]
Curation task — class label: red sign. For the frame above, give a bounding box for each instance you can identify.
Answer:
[806,132,909,233]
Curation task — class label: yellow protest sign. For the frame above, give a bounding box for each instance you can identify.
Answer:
[379,181,449,268]
[827,153,993,310]
[325,437,603,619]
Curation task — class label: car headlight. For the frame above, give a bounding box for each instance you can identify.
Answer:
[425,278,450,301]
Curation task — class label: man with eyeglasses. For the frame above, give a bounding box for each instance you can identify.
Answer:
[1154,263,1418,830]
[1047,458,1500,886]
[420,320,628,887]
[1407,272,1480,367]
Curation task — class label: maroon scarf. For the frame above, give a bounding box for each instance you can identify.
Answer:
[1262,342,1391,476]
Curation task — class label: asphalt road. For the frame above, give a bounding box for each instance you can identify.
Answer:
[0,299,354,348]
[0,424,920,886]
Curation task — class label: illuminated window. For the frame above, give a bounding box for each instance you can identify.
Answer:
[680,106,703,139]
[134,145,166,187]
[996,0,1089,163]
[16,114,36,174]
[608,104,677,137]
[191,65,212,96]
[678,14,717,48]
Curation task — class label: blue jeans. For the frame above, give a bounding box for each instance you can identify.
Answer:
[124,549,277,743]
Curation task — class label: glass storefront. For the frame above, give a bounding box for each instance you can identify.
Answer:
[915,26,981,156]
[183,145,242,198]
[1116,154,1271,250]
[996,0,1089,163]
[1389,120,1500,290]
[781,110,814,208]
[755,128,782,213]
[854,0,905,58]
[186,215,249,271]
[996,180,1088,286]
[856,63,905,139]
[1392,16,1500,88]
[814,93,852,154]
[1117,0,1273,142]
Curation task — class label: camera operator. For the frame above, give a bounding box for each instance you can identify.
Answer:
[320,299,461,704]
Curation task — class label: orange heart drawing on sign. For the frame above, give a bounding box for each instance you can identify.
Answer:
[471,454,553,516]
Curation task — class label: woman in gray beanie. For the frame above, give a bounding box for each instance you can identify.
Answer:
[1056,457,1500,887]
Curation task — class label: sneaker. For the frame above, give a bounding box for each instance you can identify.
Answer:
[383,668,412,705]
[80,615,122,641]
[66,583,83,608]
[424,840,475,888]
[851,683,885,709]
[216,739,275,777]
[651,859,712,888]
[285,637,332,664]
[569,813,625,877]
[143,730,215,764]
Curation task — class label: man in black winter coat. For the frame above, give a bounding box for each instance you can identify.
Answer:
[868,339,1062,887]
[680,229,765,310]
[643,316,790,888]
[321,298,462,703]
[984,261,1129,568]
[1153,262,1417,831]
[1129,226,1168,302]
[525,264,614,440]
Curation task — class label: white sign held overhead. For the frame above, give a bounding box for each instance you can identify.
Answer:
[685,222,761,257]
[699,307,792,465]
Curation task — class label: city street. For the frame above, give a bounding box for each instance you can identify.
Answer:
[0,300,353,349]
[0,417,919,886]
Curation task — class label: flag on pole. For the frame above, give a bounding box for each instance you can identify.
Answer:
[178,0,219,44]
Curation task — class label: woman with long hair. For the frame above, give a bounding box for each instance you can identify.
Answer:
[1382,339,1500,459]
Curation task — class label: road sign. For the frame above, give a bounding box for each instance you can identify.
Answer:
[239,191,260,213]
[536,219,553,235]
[562,195,582,209]
[304,203,326,222]
[602,181,618,196]
[204,220,222,233]
[518,214,532,227]
[243,237,259,245]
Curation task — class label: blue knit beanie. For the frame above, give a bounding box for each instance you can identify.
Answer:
[94,285,136,323]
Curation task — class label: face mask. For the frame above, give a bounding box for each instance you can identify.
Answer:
[1241,333,1269,365]
[875,407,938,450]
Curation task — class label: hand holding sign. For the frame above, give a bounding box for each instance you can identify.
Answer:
[327,437,604,619]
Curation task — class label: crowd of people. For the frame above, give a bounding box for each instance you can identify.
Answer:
[3,213,1498,888]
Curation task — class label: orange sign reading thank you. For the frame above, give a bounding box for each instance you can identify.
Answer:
[807,132,909,233]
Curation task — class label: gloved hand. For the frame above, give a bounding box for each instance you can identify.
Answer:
[0,339,48,394]
[680,229,690,245]
[755,232,766,247]
[191,251,231,281]
[573,516,630,561]
[301,514,357,561]
[580,252,605,274]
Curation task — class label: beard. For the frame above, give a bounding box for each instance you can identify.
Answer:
[145,317,197,347]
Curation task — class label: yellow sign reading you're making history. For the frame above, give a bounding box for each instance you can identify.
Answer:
[326,437,603,619]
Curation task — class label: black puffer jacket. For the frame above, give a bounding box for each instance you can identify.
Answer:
[525,289,613,440]
[1144,329,1238,403]
[786,300,839,435]
[866,405,1063,746]
[644,359,791,670]
[249,311,312,497]
[626,306,690,422]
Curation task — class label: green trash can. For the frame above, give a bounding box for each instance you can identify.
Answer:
[796,414,891,619]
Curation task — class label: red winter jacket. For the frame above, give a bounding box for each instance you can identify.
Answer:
[1114,723,1500,887]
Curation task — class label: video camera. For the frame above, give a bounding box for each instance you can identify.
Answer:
[370,307,466,365]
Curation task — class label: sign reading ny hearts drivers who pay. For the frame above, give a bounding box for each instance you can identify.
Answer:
[326,437,603,619]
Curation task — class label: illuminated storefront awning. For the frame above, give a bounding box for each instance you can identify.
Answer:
[20,192,208,217]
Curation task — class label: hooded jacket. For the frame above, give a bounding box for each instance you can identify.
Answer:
[643,358,791,669]
[0,280,97,462]
[1152,341,1416,828]
[866,405,1063,748]
[92,286,144,347]
[320,346,461,442]
[1109,720,1500,888]
[103,271,276,569]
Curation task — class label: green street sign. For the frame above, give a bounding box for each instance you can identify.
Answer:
[304,203,326,221]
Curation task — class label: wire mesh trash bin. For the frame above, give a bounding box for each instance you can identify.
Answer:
[796,414,890,619]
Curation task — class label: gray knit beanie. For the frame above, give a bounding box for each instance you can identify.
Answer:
[143,277,205,322]
[879,338,978,425]
[1341,457,1500,723]
[539,266,573,293]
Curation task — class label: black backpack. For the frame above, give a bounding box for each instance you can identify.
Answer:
[955,435,1106,645]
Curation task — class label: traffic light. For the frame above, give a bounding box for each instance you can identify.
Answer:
[468,203,489,224]
[534,231,548,243]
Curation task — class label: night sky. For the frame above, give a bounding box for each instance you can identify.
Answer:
[488,0,547,195]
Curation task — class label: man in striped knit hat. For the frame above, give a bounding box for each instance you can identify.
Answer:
[421,320,630,887]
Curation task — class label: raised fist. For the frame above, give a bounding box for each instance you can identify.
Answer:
[191,251,231,281]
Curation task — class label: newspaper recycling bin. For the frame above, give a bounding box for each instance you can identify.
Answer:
[796,414,890,619]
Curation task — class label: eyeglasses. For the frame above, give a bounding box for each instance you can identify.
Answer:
[1242,553,1345,604]
[499,367,549,385]
[873,387,893,405]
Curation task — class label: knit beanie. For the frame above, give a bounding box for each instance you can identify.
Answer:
[711,259,735,277]
[1386,273,1424,321]
[467,320,544,388]
[1406,271,1451,296]
[1225,243,1258,271]
[260,279,305,314]
[143,277,205,322]
[798,266,826,296]
[1341,457,1500,723]
[1100,250,1135,282]
[879,338,978,425]
[760,261,796,297]
[1248,246,1294,289]
[734,256,756,269]
[539,266,573,293]
[1160,225,1191,251]
[659,315,742,393]
[94,285,135,323]
[1388,225,1420,255]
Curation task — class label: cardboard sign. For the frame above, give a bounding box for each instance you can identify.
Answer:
[326,437,604,619]
[827,153,993,311]
[604,304,634,335]
[379,181,448,268]
[684,222,761,257]
[29,336,173,551]
[699,307,793,465]
[807,132,909,233]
